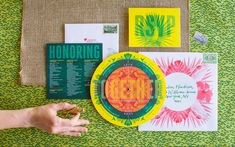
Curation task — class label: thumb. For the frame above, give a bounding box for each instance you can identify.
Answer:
[53,102,76,111]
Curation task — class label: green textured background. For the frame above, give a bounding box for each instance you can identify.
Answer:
[0,0,235,146]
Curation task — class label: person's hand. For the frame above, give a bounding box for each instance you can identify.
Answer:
[29,102,89,136]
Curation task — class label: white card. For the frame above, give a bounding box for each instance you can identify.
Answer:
[65,24,119,59]
[139,52,218,131]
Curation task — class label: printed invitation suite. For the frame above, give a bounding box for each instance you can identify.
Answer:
[65,24,119,59]
[129,8,181,48]
[46,43,102,99]
[139,52,218,131]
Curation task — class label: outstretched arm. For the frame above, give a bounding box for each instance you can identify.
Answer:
[0,102,89,136]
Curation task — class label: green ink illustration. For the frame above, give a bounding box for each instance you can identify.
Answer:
[135,14,175,47]
[104,25,117,33]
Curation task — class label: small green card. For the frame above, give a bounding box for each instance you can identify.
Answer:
[46,43,102,99]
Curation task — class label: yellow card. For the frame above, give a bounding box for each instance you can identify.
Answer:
[129,8,181,48]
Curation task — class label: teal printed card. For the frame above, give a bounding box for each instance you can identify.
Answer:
[46,43,102,99]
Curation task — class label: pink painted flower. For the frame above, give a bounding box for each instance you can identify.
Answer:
[151,58,212,127]
[152,107,191,125]
[197,81,212,103]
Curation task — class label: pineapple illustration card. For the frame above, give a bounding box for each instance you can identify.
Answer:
[129,8,181,48]
[138,52,218,131]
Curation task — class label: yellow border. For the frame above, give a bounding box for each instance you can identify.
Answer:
[90,52,166,127]
[129,8,181,47]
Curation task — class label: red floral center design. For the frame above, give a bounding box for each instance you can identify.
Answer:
[105,66,152,112]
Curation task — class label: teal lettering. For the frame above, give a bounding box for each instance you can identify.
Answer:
[83,45,86,58]
[62,45,69,59]
[70,45,76,59]
[48,44,101,60]
[94,45,100,58]
[49,45,55,59]
[76,45,83,59]
[86,45,93,59]
[56,45,62,59]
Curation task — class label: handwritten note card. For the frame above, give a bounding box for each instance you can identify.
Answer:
[139,52,218,131]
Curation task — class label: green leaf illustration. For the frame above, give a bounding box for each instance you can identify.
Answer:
[135,14,174,47]
[124,119,132,126]
[124,53,132,59]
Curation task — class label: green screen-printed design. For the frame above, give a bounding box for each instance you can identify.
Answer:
[135,14,175,47]
[46,43,102,99]
[103,25,118,33]
[203,53,218,64]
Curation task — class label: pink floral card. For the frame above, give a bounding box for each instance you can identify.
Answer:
[139,52,218,131]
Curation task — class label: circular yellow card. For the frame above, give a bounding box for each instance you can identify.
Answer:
[90,52,166,127]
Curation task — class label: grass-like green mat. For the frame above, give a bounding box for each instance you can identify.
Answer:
[0,0,234,146]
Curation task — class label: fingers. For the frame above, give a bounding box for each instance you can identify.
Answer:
[71,113,80,121]
[49,117,89,136]
[58,113,89,126]
[59,131,81,137]
[50,123,88,136]
[47,106,89,136]
[71,113,89,126]
[58,126,88,133]
[58,113,80,126]
[74,119,90,126]
[52,102,76,111]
